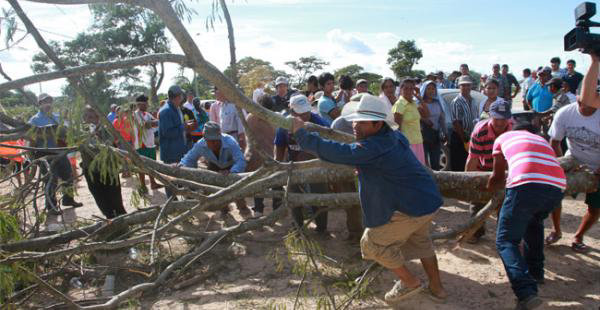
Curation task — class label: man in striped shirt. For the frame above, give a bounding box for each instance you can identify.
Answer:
[450,75,478,171]
[465,100,512,243]
[486,121,565,310]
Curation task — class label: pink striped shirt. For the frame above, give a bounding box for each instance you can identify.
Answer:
[492,130,566,190]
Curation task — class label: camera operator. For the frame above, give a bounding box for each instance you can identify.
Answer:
[582,53,600,108]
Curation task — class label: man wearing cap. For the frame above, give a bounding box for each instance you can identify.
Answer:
[271,76,294,113]
[526,67,554,113]
[547,98,600,253]
[458,64,478,90]
[449,75,478,171]
[159,85,188,198]
[133,94,162,191]
[486,119,565,310]
[355,79,369,94]
[464,100,512,243]
[179,121,250,216]
[107,104,118,123]
[28,93,83,214]
[274,94,330,234]
[289,93,446,304]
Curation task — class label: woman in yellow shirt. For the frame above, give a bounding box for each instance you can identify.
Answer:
[392,78,426,165]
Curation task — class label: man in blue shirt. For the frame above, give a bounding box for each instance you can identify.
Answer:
[526,67,556,112]
[179,121,250,216]
[290,93,446,304]
[28,93,82,215]
[159,85,188,199]
[275,94,330,234]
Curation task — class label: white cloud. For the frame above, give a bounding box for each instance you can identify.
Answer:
[326,29,374,55]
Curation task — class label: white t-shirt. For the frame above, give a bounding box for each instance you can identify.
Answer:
[549,103,600,171]
[133,110,156,149]
[219,102,245,134]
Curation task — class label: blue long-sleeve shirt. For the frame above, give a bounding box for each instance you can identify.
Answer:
[179,134,246,173]
[159,100,187,163]
[294,126,442,228]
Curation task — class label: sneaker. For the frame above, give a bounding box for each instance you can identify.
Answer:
[384,281,423,304]
[515,295,543,310]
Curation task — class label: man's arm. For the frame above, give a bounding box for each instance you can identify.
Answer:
[179,143,203,168]
[274,145,286,162]
[511,75,521,98]
[485,153,507,191]
[291,118,395,166]
[582,53,600,108]
[465,154,479,171]
[550,140,563,157]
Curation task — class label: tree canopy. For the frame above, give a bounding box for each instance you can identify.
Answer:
[285,56,329,88]
[387,40,423,79]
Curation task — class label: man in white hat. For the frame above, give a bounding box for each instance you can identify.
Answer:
[274,94,330,233]
[289,93,446,304]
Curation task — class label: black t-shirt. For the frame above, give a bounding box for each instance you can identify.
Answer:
[181,107,196,140]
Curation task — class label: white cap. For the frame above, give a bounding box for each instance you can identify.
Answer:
[275,76,289,86]
[341,93,397,129]
[38,93,52,102]
[289,94,311,114]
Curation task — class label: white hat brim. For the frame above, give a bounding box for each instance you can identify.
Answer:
[342,101,398,129]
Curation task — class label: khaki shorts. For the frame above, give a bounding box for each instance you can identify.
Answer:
[360,212,436,269]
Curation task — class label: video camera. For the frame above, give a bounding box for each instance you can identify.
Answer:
[564,2,600,55]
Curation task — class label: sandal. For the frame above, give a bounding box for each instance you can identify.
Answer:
[384,281,423,304]
[545,232,562,245]
[571,241,589,253]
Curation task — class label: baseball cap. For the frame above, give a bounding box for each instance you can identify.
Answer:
[356,79,368,86]
[275,76,289,86]
[289,94,311,114]
[312,91,324,104]
[168,85,184,97]
[537,66,552,75]
[547,77,564,88]
[110,104,117,109]
[203,121,221,140]
[341,93,397,129]
[38,93,52,103]
[457,75,473,86]
[489,100,512,120]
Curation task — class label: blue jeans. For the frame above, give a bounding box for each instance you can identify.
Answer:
[496,183,563,301]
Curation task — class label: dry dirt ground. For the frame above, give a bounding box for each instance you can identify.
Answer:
[32,166,600,310]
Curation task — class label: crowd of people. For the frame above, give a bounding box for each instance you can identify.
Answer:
[7,51,599,309]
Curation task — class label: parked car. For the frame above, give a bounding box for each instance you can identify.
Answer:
[434,88,487,171]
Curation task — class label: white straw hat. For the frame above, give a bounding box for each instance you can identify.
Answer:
[341,93,397,129]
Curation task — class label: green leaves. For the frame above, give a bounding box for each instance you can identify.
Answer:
[387,40,423,79]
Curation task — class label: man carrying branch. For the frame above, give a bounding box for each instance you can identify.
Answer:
[289,93,447,304]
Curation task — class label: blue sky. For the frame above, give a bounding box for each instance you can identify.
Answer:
[0,0,596,96]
